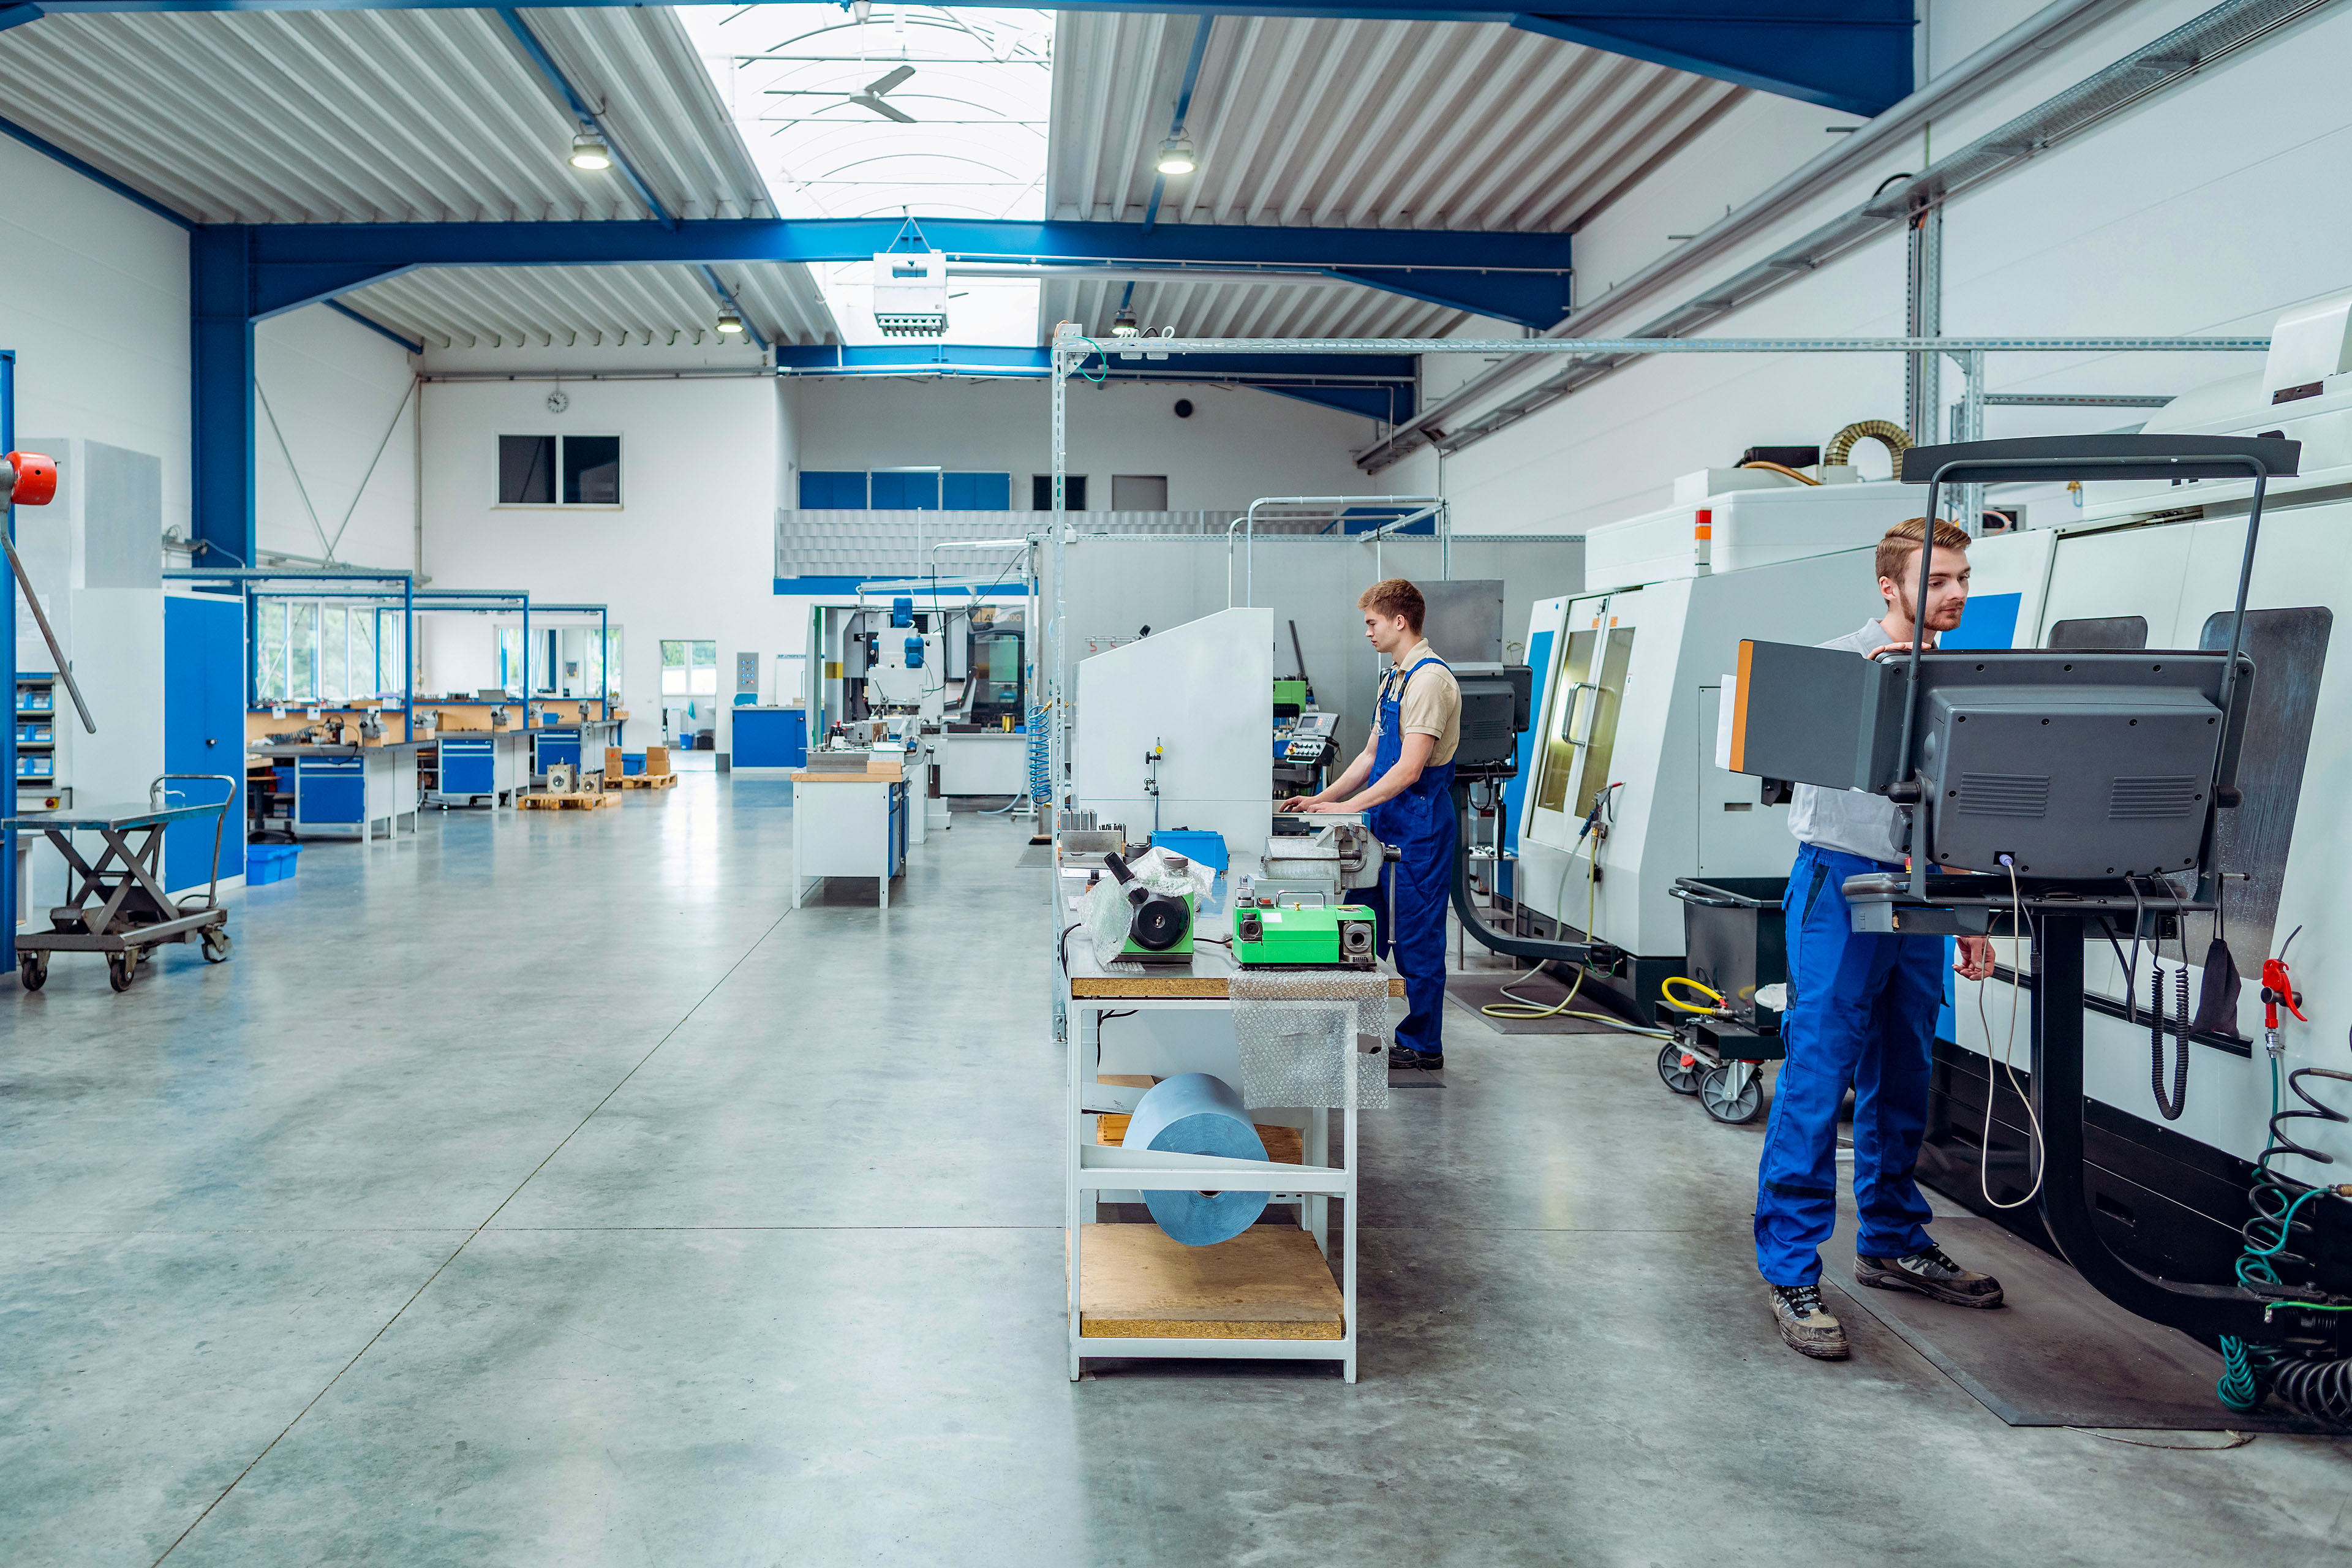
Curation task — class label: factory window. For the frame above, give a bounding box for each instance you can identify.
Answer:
[799,470,868,508]
[499,434,622,506]
[1111,475,1168,510]
[1030,473,1087,510]
[942,471,1011,510]
[871,469,941,509]
[661,639,718,698]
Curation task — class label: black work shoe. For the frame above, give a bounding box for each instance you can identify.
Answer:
[1768,1282,1849,1360]
[1855,1243,2005,1308]
[1387,1044,1443,1071]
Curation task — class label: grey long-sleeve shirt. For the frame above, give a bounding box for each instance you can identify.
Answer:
[1784,619,1909,865]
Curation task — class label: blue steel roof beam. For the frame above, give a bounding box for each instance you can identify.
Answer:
[0,6,41,31]
[1507,4,1912,118]
[696,262,770,352]
[1139,15,1211,236]
[323,297,423,352]
[492,7,676,229]
[13,2,1916,119]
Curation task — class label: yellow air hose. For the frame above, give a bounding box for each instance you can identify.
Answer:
[1823,419,1912,470]
[1660,975,1728,1015]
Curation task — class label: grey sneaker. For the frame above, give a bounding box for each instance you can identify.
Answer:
[1855,1242,2005,1308]
[1768,1282,1849,1360]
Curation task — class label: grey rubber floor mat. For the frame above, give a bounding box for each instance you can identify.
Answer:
[1446,971,1639,1036]
[1825,1212,2333,1432]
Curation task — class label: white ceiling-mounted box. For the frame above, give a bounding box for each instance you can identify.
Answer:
[872,251,949,336]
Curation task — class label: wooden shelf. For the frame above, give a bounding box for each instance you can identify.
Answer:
[1076,1225,1344,1341]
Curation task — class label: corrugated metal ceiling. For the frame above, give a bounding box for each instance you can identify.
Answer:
[1050,13,1745,232]
[0,6,1740,351]
[1042,12,1741,339]
[344,261,837,350]
[0,6,842,345]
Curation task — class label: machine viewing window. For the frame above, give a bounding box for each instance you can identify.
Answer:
[2048,615,2150,650]
[499,434,621,506]
[1532,625,1635,821]
[1031,473,1087,510]
[661,639,718,698]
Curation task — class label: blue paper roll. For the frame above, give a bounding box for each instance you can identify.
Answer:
[1122,1072,1269,1246]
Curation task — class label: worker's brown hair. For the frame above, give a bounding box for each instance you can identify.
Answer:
[1358,577,1427,633]
[1875,516,1971,588]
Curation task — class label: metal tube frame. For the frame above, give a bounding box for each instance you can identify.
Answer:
[166,565,420,752]
[1224,496,1446,608]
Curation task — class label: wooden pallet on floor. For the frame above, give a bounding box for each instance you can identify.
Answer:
[602,772,679,791]
[518,790,613,810]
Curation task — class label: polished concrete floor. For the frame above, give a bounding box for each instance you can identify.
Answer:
[4,776,2348,1566]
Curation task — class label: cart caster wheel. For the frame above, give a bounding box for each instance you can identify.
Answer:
[19,952,47,991]
[1700,1062,1763,1125]
[1657,1040,1703,1095]
[200,929,232,964]
[107,952,137,992]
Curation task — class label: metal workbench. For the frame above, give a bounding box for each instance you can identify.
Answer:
[247,742,424,840]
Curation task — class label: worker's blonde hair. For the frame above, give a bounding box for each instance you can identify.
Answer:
[1358,577,1426,633]
[1875,516,1971,588]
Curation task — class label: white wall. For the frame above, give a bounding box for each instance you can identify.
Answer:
[418,366,790,751]
[254,305,418,570]
[0,132,190,916]
[785,376,1385,511]
[1406,1,2352,538]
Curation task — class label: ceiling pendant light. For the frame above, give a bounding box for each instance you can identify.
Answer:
[568,128,612,172]
[1155,134,1196,176]
[716,306,745,336]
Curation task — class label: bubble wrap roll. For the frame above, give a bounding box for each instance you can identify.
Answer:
[1227,970,1393,1111]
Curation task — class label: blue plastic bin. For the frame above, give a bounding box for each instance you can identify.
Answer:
[1150,829,1229,873]
[621,752,646,776]
[246,843,301,885]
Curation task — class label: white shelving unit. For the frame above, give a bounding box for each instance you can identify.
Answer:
[1058,880,1399,1382]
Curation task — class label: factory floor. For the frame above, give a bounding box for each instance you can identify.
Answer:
[4,777,2346,1567]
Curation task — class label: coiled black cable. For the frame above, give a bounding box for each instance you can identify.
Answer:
[2248,1065,2352,1275]
[2220,1060,2352,1423]
[2269,1355,2352,1426]
[2149,963,2190,1120]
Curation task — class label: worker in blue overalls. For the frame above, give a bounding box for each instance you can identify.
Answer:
[1284,578,1461,1071]
[1758,518,2005,1360]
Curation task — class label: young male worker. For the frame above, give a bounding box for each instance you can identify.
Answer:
[1284,578,1460,1071]
[1758,518,2006,1360]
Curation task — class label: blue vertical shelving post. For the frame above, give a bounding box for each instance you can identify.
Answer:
[2,350,17,979]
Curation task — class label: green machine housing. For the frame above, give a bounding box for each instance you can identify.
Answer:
[1234,902,1378,968]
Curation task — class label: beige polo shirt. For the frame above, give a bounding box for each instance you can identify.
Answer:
[1371,639,1460,766]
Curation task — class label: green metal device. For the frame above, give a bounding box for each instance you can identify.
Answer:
[1272,678,1309,714]
[1118,891,1197,963]
[1233,900,1378,968]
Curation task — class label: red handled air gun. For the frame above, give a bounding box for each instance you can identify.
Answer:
[2260,955,2305,1058]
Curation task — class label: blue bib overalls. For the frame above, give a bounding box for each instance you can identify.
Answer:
[1368,656,1457,1058]
[1752,842,1947,1284]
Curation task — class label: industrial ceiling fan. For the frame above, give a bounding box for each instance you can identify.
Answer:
[848,65,917,123]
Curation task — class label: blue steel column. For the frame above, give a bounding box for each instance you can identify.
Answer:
[402,577,413,741]
[3,350,15,978]
[192,225,256,570]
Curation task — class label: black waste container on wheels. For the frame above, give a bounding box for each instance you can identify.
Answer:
[1659,876,1791,1126]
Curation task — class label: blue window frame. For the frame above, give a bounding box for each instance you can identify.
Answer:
[870,470,941,510]
[942,472,1011,510]
[799,470,868,509]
